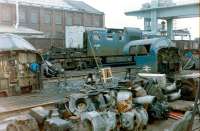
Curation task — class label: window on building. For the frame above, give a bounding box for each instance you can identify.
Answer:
[73,13,82,25]
[55,14,62,25]
[93,15,100,27]
[44,14,51,24]
[19,9,26,23]
[65,13,73,26]
[31,12,38,24]
[84,14,92,26]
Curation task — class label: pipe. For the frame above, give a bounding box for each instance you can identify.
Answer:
[15,0,19,29]
[163,82,177,93]
[167,89,181,101]
[134,95,156,104]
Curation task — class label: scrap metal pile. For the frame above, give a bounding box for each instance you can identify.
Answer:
[1,71,199,131]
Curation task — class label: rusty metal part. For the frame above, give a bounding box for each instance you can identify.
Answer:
[81,111,116,131]
[4,114,39,131]
[144,78,167,101]
[168,112,184,120]
[44,117,72,131]
[117,91,133,112]
[132,108,149,131]
[120,111,136,130]
[118,80,133,88]
[29,107,49,124]
[134,86,147,97]
[68,94,95,116]
[119,108,148,131]
[148,101,169,120]
[180,78,197,101]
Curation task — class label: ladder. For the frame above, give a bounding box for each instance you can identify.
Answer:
[88,37,103,71]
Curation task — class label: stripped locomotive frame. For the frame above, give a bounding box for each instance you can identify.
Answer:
[44,28,183,74]
[44,27,142,70]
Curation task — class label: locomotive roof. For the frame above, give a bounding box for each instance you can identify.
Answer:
[123,37,176,55]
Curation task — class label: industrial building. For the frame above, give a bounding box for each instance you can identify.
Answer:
[0,0,104,50]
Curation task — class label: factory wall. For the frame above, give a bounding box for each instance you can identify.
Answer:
[26,38,65,52]
[0,3,105,39]
[173,40,200,50]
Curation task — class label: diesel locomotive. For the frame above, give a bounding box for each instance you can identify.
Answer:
[44,26,181,73]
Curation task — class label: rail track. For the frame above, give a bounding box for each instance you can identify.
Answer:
[0,101,58,121]
[43,65,138,82]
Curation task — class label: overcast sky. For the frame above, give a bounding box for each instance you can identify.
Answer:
[82,0,200,39]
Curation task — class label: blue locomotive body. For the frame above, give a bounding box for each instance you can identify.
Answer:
[45,27,181,72]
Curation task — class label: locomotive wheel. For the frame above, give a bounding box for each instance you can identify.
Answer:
[77,62,87,70]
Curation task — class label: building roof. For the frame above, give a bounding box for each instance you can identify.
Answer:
[0,25,43,35]
[66,0,103,15]
[0,0,104,14]
[0,34,36,52]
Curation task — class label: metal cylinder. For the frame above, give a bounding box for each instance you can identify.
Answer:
[134,95,157,105]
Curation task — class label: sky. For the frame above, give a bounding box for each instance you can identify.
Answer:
[82,0,200,39]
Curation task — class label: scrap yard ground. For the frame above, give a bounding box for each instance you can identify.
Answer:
[0,66,199,131]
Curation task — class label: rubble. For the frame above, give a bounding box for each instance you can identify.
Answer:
[44,117,72,131]
[0,70,199,131]
[3,114,39,131]
[81,111,116,131]
[29,107,49,124]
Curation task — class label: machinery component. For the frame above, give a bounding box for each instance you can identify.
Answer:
[167,89,181,101]
[118,80,133,88]
[88,90,107,111]
[182,51,200,70]
[68,94,95,116]
[117,90,133,112]
[29,107,49,124]
[120,111,136,130]
[81,111,116,131]
[41,60,59,77]
[179,78,197,101]
[132,108,149,131]
[144,78,167,101]
[138,73,167,89]
[137,109,149,128]
[5,114,39,131]
[87,89,116,111]
[85,73,96,85]
[148,101,169,120]
[44,117,72,131]
[168,111,184,120]
[123,38,181,74]
[134,95,157,105]
[163,82,177,93]
[134,86,147,97]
